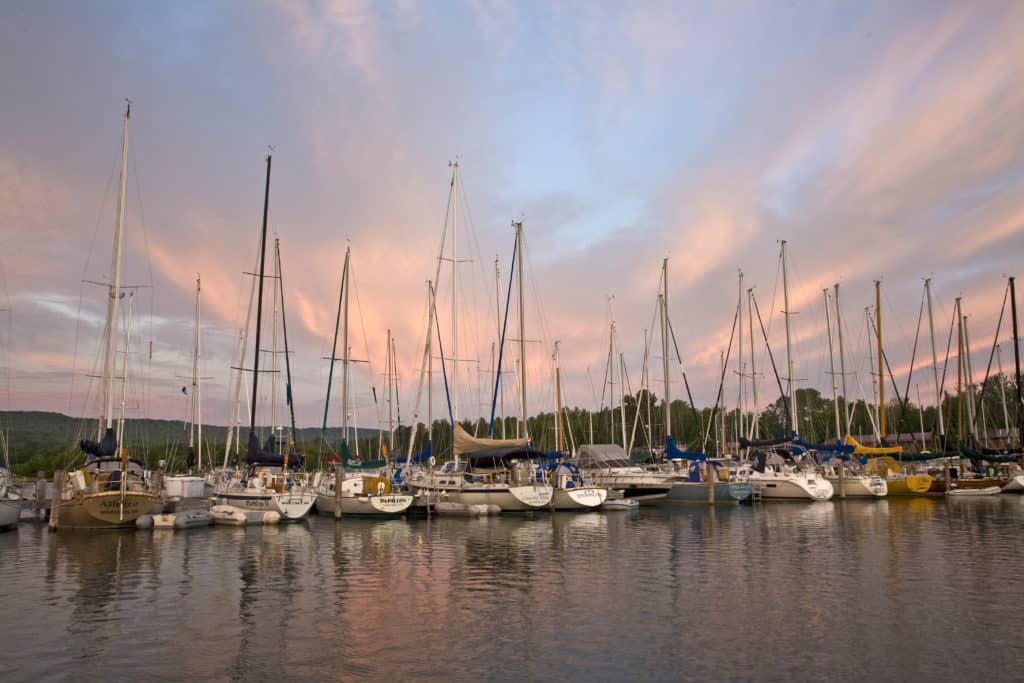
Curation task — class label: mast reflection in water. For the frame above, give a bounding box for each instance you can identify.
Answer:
[2,499,1023,681]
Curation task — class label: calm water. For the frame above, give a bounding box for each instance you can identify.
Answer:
[2,498,1023,682]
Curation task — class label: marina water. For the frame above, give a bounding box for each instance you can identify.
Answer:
[2,498,1022,681]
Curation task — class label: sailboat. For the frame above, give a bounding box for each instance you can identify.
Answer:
[49,105,161,530]
[407,176,552,511]
[312,245,413,517]
[0,430,20,529]
[745,242,833,501]
[212,155,315,521]
[164,275,208,504]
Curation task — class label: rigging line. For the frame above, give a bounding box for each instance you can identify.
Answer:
[666,312,702,444]
[937,303,957,450]
[970,281,1010,438]
[751,292,790,437]
[702,301,739,452]
[891,286,927,442]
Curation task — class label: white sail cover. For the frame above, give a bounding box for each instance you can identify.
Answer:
[453,424,528,456]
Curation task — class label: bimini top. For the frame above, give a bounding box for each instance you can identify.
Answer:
[466,445,546,469]
[574,444,632,469]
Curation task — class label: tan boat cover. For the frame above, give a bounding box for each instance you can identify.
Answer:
[453,424,528,456]
[845,435,903,455]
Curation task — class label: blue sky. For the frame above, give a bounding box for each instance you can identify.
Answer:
[1,1,1022,435]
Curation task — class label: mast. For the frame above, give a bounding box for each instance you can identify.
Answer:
[916,384,926,451]
[661,259,671,442]
[747,288,759,440]
[192,275,203,469]
[554,342,565,453]
[451,162,459,425]
[781,240,797,436]
[1010,277,1022,449]
[189,277,199,456]
[342,244,351,451]
[495,256,506,439]
[515,221,528,439]
[956,297,963,442]
[320,246,349,460]
[116,292,134,450]
[834,284,850,439]
[963,312,978,440]
[270,239,281,443]
[737,270,745,443]
[823,288,841,441]
[100,103,131,438]
[387,328,394,451]
[997,344,1010,441]
[925,278,945,441]
[225,254,257,467]
[618,351,627,450]
[276,240,298,447]
[428,282,434,448]
[875,280,885,440]
[865,307,880,441]
[248,154,272,437]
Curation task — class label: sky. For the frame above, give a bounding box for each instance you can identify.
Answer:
[1,0,1022,435]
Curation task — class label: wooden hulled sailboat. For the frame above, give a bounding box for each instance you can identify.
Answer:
[52,104,160,530]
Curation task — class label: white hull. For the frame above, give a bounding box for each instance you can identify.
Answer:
[447,485,553,511]
[435,502,501,516]
[214,489,314,520]
[1002,475,1024,493]
[314,492,414,516]
[666,481,749,503]
[601,498,639,510]
[552,487,607,510]
[751,473,834,501]
[0,497,21,529]
[825,475,887,498]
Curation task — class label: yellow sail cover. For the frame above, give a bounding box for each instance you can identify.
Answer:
[845,435,903,456]
[453,424,529,456]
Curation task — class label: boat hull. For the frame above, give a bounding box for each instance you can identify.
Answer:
[751,476,833,501]
[0,497,20,529]
[314,492,414,517]
[215,489,314,520]
[55,491,161,529]
[1002,475,1024,493]
[666,481,750,503]
[825,475,887,498]
[552,487,607,510]
[948,486,1001,496]
[447,485,553,511]
[885,474,933,496]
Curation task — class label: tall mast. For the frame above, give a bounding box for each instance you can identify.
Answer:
[737,270,745,442]
[276,240,297,447]
[963,312,978,439]
[116,292,134,450]
[101,103,131,437]
[865,306,880,439]
[956,297,963,441]
[925,278,945,440]
[270,238,281,440]
[747,288,759,440]
[451,162,459,425]
[387,328,394,451]
[495,256,506,438]
[875,280,885,439]
[619,351,627,450]
[834,283,850,438]
[428,281,434,447]
[554,342,565,453]
[661,259,671,442]
[996,344,1010,438]
[781,240,797,436]
[342,245,351,447]
[189,277,199,454]
[248,154,272,436]
[515,221,528,439]
[823,289,841,441]
[320,246,349,460]
[1010,277,1022,449]
[193,276,203,469]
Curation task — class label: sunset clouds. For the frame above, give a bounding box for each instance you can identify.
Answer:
[0,1,1022,431]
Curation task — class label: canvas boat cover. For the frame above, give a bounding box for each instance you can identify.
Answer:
[453,423,528,456]
[573,444,633,469]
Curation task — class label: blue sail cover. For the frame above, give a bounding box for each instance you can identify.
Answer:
[665,436,708,461]
[792,438,854,454]
[245,431,304,469]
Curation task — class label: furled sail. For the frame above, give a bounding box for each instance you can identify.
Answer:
[844,435,903,455]
[453,423,528,456]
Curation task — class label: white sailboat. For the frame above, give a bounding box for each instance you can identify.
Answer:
[406,170,551,511]
[212,155,314,521]
[312,245,413,518]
